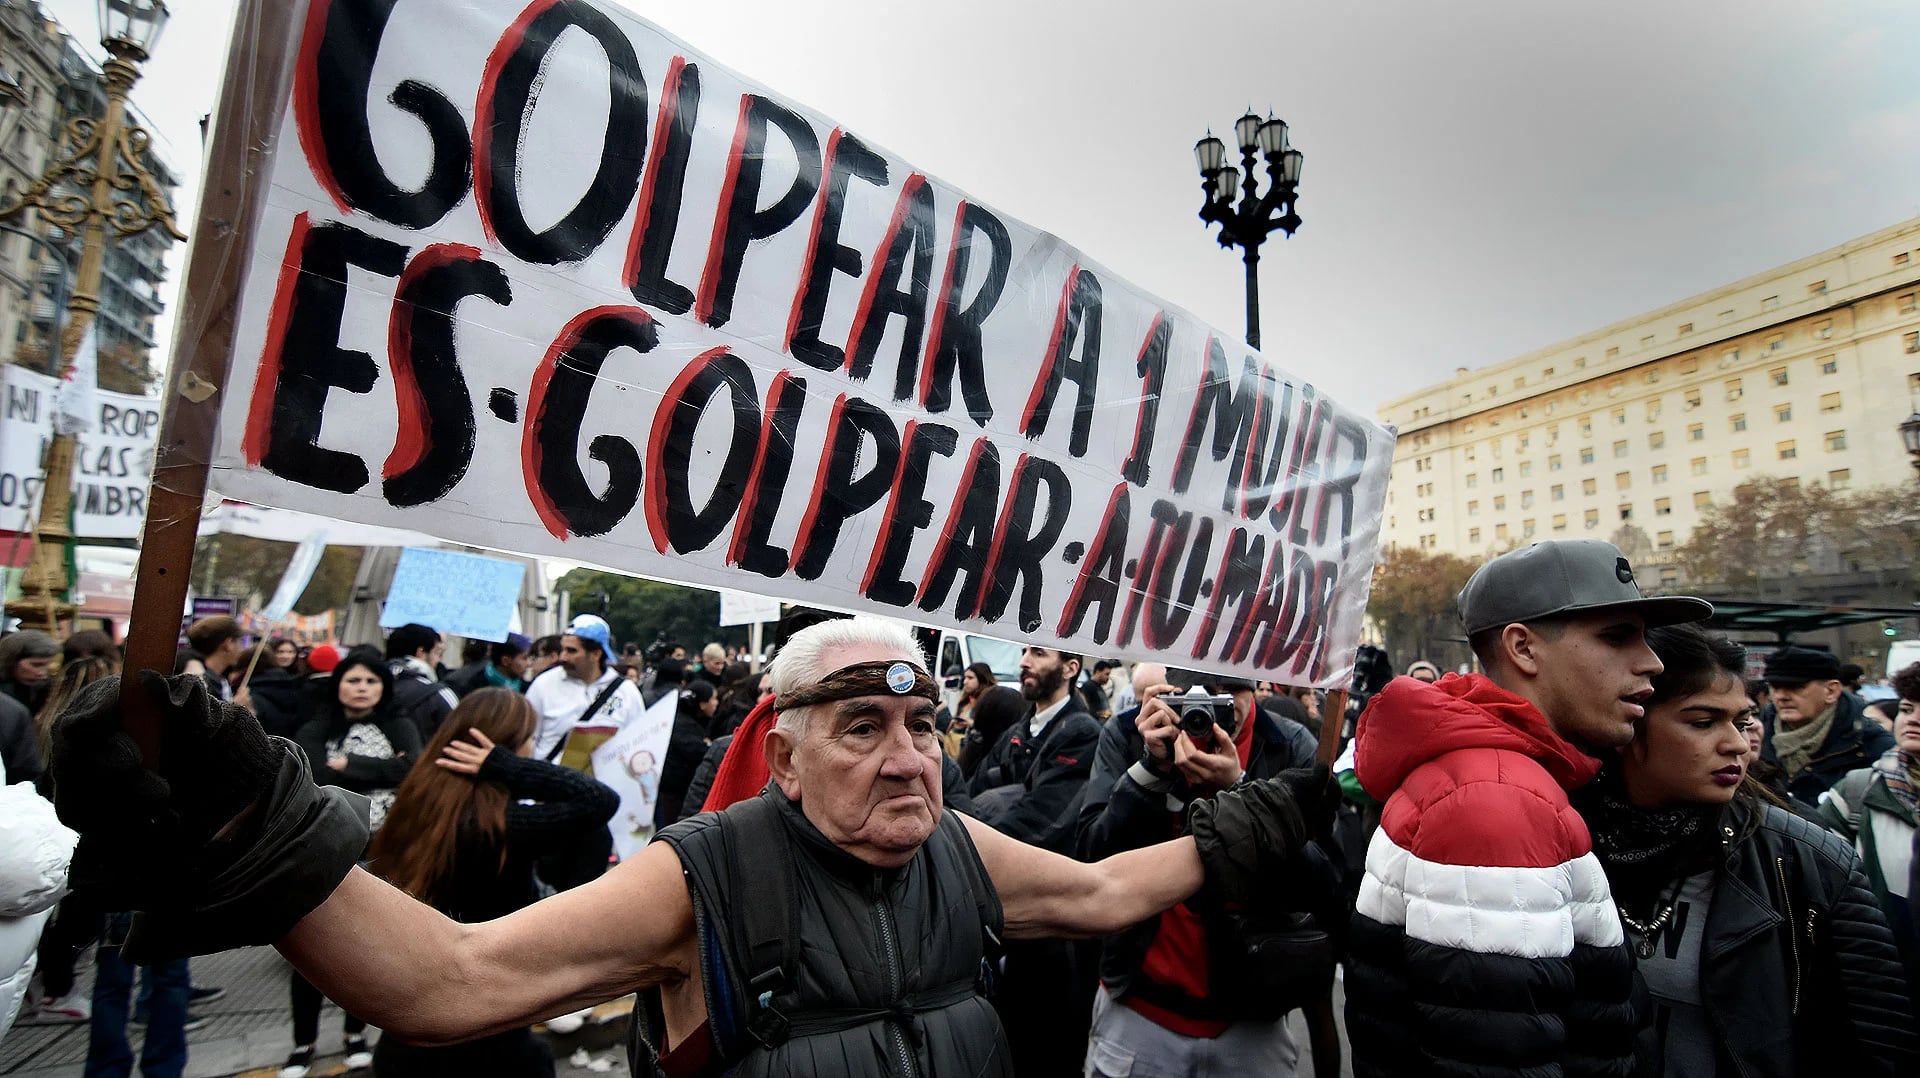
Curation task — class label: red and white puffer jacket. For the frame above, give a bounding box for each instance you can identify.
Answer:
[1345,673,1637,1078]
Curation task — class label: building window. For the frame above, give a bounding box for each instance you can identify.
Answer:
[1762,295,1780,312]
[1649,431,1666,450]
[1518,433,1530,450]
[1543,366,1555,377]
[1679,356,1698,373]
[1770,365,1788,385]
[1899,292,1916,314]
[1521,491,1535,509]
[1467,500,1479,516]
[1549,454,1562,471]
[1646,400,1662,421]
[1730,413,1747,432]
[1719,309,1736,325]
[1828,469,1850,490]
[1897,253,1912,267]
[1677,322,1693,336]
[1683,386,1701,409]
[1819,355,1838,375]
[1655,497,1672,517]
[1657,530,1675,549]
[1824,430,1845,451]
[1694,491,1712,509]
[1777,440,1796,460]
[1519,461,1534,478]
[1551,484,1565,501]
[1579,416,1593,436]
[1767,335,1785,354]
[1613,440,1629,458]
[1813,319,1832,340]
[1688,423,1704,441]
[1640,335,1655,348]
[1905,330,1920,354]
[1819,392,1841,413]
[1585,509,1600,529]
[1615,471,1632,491]
[1619,504,1633,522]
[1774,403,1792,423]
[1468,527,1481,544]
[1606,346,1620,359]
[1733,449,1751,468]
[1552,514,1568,532]
[1612,407,1627,425]
[1495,523,1509,541]
[1465,473,1478,488]
[1659,567,1680,586]
[1582,477,1598,496]
[1652,464,1668,484]
[1808,280,1826,295]
[1464,446,1477,462]
[1523,519,1537,538]
[1580,447,1595,465]
[1723,348,1741,365]
[1491,467,1504,483]
[1691,457,1708,476]
[1725,378,1742,401]
[1494,495,1507,511]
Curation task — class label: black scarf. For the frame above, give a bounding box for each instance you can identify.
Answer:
[1577,767,1725,914]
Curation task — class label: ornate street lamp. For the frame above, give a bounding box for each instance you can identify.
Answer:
[1900,411,1920,478]
[0,0,183,632]
[1194,110,1303,349]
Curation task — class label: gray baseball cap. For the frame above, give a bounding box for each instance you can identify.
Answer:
[1457,539,1712,637]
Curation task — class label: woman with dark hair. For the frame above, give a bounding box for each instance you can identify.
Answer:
[1574,623,1915,1077]
[654,680,716,829]
[956,684,1026,780]
[0,630,58,715]
[940,662,997,759]
[1818,662,1919,995]
[365,688,616,1076]
[267,636,299,670]
[282,648,422,1076]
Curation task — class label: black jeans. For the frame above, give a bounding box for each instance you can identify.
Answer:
[290,970,366,1047]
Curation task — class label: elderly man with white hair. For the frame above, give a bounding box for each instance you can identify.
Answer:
[48,616,1327,1077]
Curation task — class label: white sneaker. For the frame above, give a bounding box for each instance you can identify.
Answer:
[36,992,90,1022]
[344,1033,373,1070]
[278,1045,314,1078]
[544,1007,590,1034]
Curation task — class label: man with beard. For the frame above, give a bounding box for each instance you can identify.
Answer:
[965,645,1105,1075]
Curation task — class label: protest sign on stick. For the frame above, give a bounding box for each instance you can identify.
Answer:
[125,0,1396,751]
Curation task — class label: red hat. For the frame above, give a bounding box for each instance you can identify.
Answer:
[306,644,342,674]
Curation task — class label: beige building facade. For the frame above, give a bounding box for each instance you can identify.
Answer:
[1380,216,1920,583]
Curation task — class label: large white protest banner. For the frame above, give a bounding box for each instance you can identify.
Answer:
[2,364,159,539]
[201,0,1394,685]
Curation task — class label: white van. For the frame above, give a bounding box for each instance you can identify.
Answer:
[1888,639,1920,679]
[916,629,1025,715]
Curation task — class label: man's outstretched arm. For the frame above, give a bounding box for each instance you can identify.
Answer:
[962,812,1201,939]
[280,840,694,1046]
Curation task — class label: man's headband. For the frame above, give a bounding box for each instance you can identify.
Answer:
[774,660,939,712]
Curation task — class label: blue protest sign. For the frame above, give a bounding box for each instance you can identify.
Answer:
[378,547,526,643]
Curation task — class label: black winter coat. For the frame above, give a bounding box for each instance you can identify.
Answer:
[1760,692,1894,803]
[966,695,1100,853]
[246,666,308,739]
[1651,799,1917,1077]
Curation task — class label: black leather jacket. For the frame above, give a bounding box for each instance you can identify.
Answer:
[1678,798,1915,1078]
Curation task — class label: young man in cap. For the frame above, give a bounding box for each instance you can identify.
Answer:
[1346,539,1712,1078]
[1761,645,1891,804]
[526,615,643,763]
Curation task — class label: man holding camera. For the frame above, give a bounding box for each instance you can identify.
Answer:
[1075,671,1334,1076]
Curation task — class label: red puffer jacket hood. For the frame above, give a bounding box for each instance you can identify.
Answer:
[1354,672,1601,802]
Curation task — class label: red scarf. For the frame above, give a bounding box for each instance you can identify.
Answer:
[697,696,778,812]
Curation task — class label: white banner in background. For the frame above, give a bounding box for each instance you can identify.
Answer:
[1,364,157,539]
[203,0,1394,685]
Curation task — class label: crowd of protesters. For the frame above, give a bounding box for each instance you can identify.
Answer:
[3,536,1919,1077]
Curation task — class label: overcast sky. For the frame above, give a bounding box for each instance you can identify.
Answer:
[40,0,1920,419]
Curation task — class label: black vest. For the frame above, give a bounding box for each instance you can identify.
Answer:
[644,788,1013,1077]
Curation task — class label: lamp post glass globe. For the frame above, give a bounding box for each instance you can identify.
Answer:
[1256,117,1288,157]
[1234,112,1264,152]
[1194,134,1225,176]
[98,0,168,56]
[1900,412,1920,469]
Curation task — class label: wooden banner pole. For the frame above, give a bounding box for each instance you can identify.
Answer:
[118,0,299,763]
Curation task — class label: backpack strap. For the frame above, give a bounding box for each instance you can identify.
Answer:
[544,677,625,763]
[720,792,800,1049]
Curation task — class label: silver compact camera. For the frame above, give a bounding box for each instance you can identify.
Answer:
[1174,688,1236,743]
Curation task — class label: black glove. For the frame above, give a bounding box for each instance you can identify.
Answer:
[50,672,369,961]
[1187,776,1309,909]
[1276,764,1340,841]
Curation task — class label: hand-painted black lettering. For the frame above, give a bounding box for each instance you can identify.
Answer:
[384,249,511,507]
[792,398,899,579]
[656,351,761,554]
[259,221,408,493]
[1122,314,1171,486]
[865,422,958,607]
[978,455,1070,632]
[478,0,647,265]
[701,96,822,328]
[917,438,1000,616]
[1189,526,1265,660]
[922,203,1009,425]
[1171,338,1259,497]
[733,373,807,577]
[528,310,654,537]
[1022,269,1101,457]
[847,176,936,400]
[1143,504,1212,652]
[627,58,701,315]
[302,0,469,228]
[1055,485,1129,643]
[789,131,887,370]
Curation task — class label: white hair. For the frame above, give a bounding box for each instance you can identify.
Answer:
[769,617,927,738]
